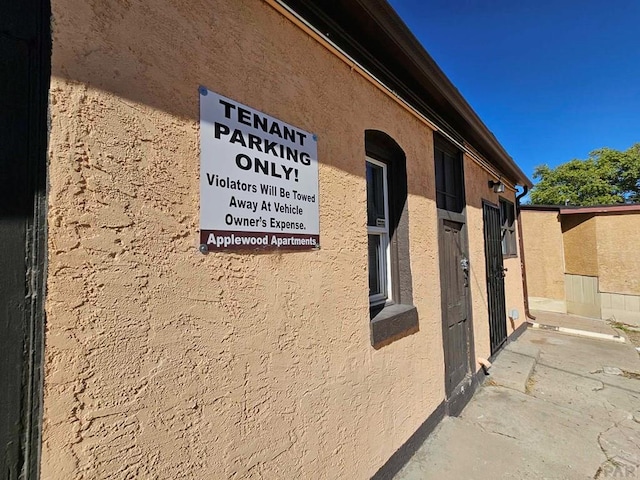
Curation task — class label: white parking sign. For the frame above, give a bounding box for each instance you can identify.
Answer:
[199,87,320,251]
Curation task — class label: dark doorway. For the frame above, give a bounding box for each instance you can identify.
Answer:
[439,218,472,395]
[483,201,508,355]
[434,135,473,404]
[1,0,50,478]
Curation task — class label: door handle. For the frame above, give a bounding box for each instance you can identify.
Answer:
[460,257,469,272]
[461,257,469,287]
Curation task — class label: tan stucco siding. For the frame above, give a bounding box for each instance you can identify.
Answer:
[500,191,526,334]
[463,158,491,362]
[596,213,640,295]
[463,159,526,362]
[503,251,526,331]
[562,214,598,277]
[44,0,451,478]
[520,210,565,301]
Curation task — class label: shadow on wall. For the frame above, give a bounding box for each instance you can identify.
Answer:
[50,0,444,201]
[561,213,593,233]
[52,0,205,122]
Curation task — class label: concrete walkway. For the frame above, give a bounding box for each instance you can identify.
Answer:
[530,310,625,342]
[395,321,640,479]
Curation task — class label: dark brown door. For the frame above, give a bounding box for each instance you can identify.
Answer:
[483,202,508,354]
[439,218,471,395]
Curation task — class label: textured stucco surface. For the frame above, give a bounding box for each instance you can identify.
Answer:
[595,213,640,296]
[463,158,526,362]
[520,210,565,301]
[562,214,598,277]
[522,210,640,316]
[43,0,525,478]
[43,0,450,478]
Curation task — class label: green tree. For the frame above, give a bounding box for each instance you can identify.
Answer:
[529,143,640,206]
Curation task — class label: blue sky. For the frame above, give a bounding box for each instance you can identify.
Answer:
[387,0,640,183]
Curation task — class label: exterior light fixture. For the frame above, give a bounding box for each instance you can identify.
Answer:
[488,179,505,193]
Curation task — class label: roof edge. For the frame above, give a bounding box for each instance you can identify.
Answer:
[278,0,532,188]
[355,0,532,187]
[521,204,640,214]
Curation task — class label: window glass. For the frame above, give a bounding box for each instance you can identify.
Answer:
[500,199,517,256]
[444,156,456,197]
[366,158,389,305]
[501,232,508,255]
[435,152,445,193]
[366,162,386,227]
[434,145,464,213]
[368,234,382,296]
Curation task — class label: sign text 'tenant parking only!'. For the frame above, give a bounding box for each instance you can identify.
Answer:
[199,87,319,251]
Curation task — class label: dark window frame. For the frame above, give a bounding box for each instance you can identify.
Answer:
[500,198,517,258]
[365,130,418,348]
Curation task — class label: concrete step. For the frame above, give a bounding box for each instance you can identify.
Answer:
[484,342,540,393]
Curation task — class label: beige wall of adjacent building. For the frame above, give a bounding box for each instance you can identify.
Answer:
[562,214,598,277]
[43,0,527,478]
[520,210,566,312]
[595,213,640,296]
[596,213,640,325]
[522,209,640,323]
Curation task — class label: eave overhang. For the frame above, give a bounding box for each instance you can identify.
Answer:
[280,0,533,188]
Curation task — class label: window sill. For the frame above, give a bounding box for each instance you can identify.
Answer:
[370,303,419,349]
[503,253,518,259]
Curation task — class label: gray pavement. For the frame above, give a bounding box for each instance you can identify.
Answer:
[530,310,622,337]
[395,325,640,480]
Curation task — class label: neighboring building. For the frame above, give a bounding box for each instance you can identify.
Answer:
[1,0,532,478]
[521,205,640,326]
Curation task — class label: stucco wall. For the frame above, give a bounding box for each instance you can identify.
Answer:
[44,0,455,478]
[596,213,640,296]
[503,251,526,331]
[520,210,565,306]
[562,214,598,277]
[463,158,526,362]
[521,209,640,319]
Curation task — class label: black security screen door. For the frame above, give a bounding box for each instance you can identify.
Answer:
[483,202,507,355]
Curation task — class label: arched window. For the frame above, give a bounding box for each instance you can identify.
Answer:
[365,130,418,347]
